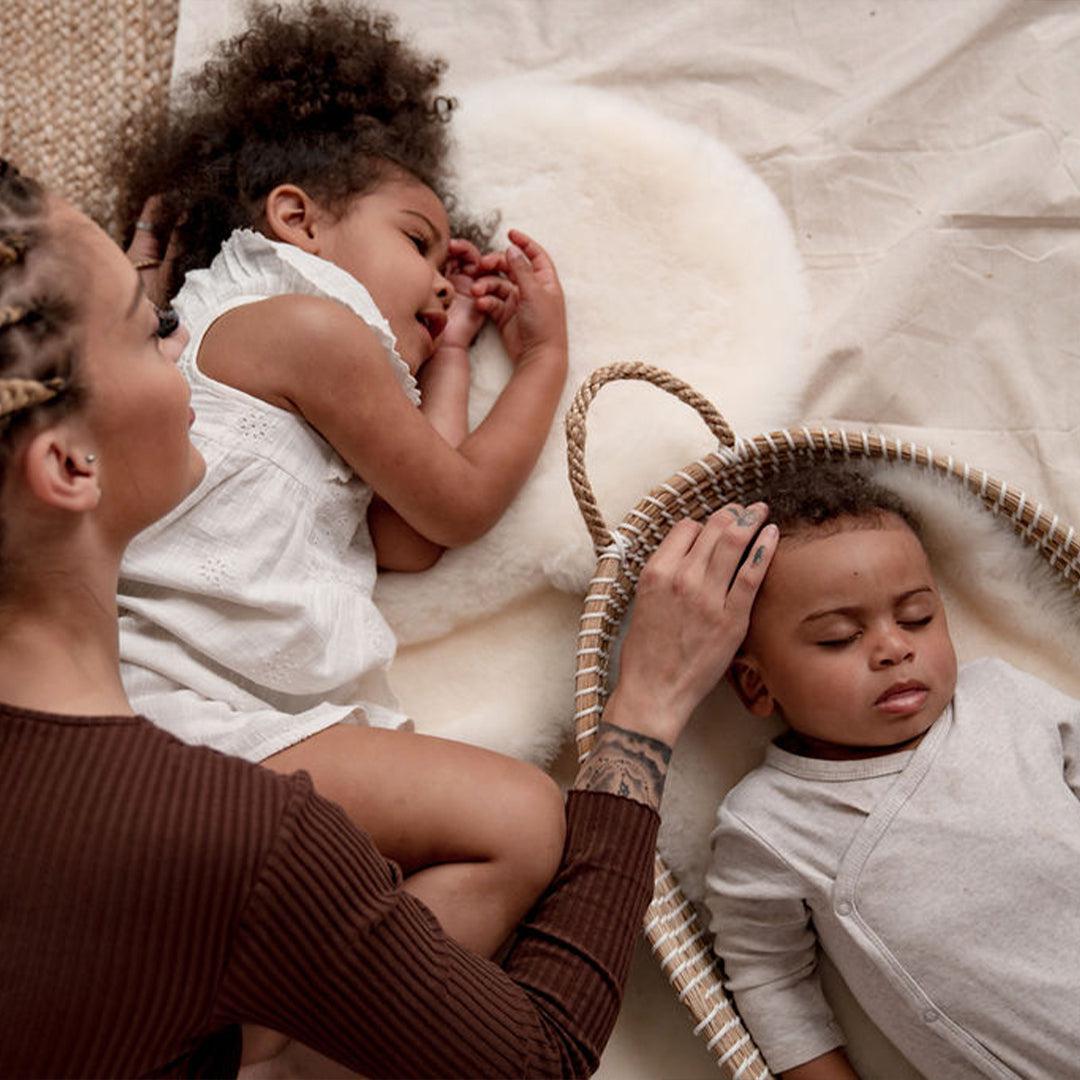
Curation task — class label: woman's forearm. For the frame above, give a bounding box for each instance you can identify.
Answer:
[573,720,672,813]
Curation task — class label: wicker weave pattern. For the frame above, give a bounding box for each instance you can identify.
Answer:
[568,362,1080,1078]
[0,0,179,239]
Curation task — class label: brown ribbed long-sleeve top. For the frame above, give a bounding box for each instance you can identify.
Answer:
[0,703,658,1078]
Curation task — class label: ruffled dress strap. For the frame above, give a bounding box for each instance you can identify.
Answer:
[176,228,421,405]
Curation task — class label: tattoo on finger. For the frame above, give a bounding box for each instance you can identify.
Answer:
[725,506,758,528]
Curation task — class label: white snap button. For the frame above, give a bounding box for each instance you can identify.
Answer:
[923,1009,939,1023]
[836,901,852,916]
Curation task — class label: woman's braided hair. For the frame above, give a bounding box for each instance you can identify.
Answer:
[0,160,83,568]
[0,158,84,574]
[0,161,81,441]
[113,0,489,299]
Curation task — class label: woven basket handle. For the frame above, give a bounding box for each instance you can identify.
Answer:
[565,361,736,551]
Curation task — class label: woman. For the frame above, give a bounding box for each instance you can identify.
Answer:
[0,160,778,1077]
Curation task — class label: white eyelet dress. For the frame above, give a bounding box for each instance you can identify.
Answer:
[118,229,415,762]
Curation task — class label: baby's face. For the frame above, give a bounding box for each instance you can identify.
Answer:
[735,514,957,759]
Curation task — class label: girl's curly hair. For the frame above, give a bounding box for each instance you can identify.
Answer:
[112,0,487,298]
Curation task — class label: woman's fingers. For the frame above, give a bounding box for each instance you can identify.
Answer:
[727,521,779,612]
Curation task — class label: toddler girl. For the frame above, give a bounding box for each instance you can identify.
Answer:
[705,468,1080,1079]
[113,0,567,965]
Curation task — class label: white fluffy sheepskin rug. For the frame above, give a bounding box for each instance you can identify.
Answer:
[375,80,808,642]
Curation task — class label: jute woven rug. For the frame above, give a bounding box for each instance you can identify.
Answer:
[0,0,179,239]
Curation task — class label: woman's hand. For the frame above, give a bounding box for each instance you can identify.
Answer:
[123,197,171,307]
[575,504,778,810]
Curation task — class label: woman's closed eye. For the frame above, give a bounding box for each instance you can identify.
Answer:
[407,232,428,255]
[155,306,180,339]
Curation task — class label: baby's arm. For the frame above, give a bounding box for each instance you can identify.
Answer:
[706,806,848,1076]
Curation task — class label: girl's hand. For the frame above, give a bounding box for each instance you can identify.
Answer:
[473,229,567,367]
[438,238,490,353]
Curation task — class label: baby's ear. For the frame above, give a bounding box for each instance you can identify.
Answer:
[727,657,775,718]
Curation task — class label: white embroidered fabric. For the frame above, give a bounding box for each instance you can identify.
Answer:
[118,229,416,762]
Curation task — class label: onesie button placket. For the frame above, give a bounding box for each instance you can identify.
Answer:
[836,900,852,916]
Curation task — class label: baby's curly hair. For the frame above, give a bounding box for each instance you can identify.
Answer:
[754,465,923,541]
[112,0,487,298]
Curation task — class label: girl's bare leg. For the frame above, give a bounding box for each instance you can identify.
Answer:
[262,722,566,953]
[240,722,565,1070]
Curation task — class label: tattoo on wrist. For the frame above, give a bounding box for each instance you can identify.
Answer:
[574,722,673,809]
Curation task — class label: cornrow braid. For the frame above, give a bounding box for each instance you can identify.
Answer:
[0,376,66,420]
[0,160,84,580]
[0,304,30,330]
[0,159,82,440]
[0,235,28,267]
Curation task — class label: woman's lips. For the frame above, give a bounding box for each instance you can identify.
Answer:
[875,682,928,715]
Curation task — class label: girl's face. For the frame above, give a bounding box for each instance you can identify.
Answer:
[314,174,454,374]
[735,516,958,759]
[54,201,204,539]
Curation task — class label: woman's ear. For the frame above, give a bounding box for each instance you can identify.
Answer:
[22,426,101,513]
[263,184,322,252]
[728,656,775,718]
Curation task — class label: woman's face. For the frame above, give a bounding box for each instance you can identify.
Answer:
[53,201,205,539]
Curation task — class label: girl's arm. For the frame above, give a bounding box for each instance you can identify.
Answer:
[202,230,566,551]
[367,240,487,571]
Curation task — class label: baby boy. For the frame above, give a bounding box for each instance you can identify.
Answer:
[705,467,1080,1080]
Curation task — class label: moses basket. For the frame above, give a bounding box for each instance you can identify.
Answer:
[566,361,1080,1079]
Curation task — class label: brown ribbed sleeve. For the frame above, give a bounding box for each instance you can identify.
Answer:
[0,704,658,1078]
[0,705,296,1078]
[213,789,658,1078]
